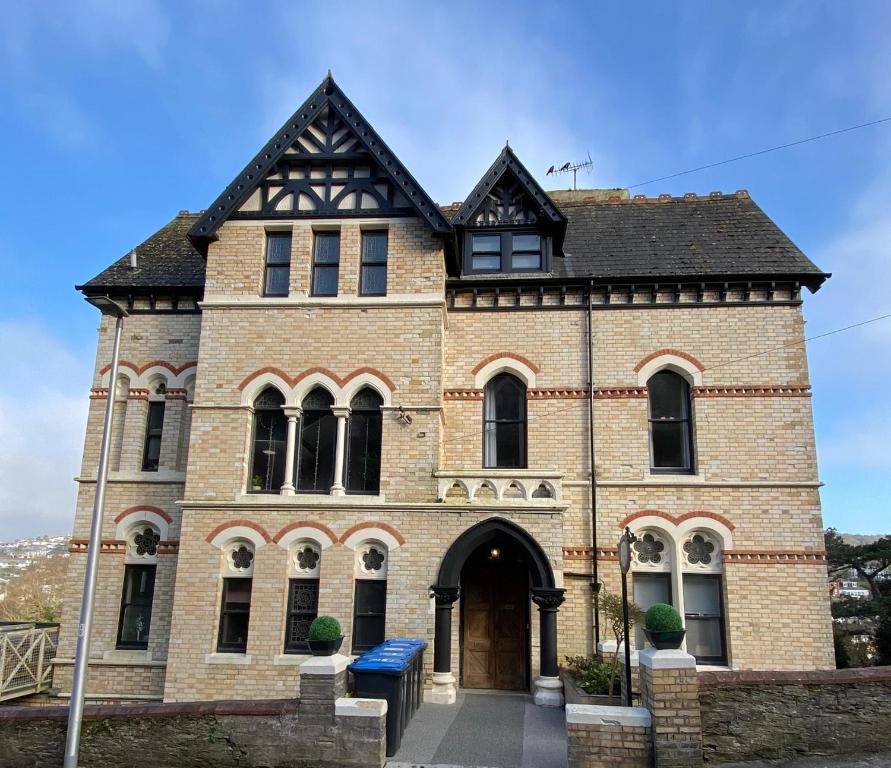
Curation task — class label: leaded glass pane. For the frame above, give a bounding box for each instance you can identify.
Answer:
[312,265,339,296]
[512,233,540,252]
[285,579,319,653]
[298,392,337,492]
[652,421,688,468]
[472,234,501,253]
[512,252,541,270]
[360,264,387,295]
[314,232,341,263]
[302,387,334,411]
[266,233,292,264]
[472,255,501,271]
[632,572,671,650]
[488,375,525,420]
[362,231,388,264]
[265,265,290,296]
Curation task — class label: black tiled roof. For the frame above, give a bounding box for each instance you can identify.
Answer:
[78,193,827,293]
[77,213,205,292]
[555,193,825,285]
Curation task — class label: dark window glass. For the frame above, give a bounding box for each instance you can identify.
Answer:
[141,401,165,471]
[264,232,292,297]
[116,564,156,649]
[312,232,340,296]
[471,233,502,271]
[683,574,726,664]
[346,389,383,494]
[352,579,387,652]
[511,233,541,270]
[217,578,252,653]
[648,371,693,471]
[360,231,388,296]
[249,388,287,493]
[297,388,337,492]
[284,579,319,653]
[632,572,671,650]
[483,373,527,468]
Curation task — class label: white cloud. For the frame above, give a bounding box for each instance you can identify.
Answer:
[0,321,90,540]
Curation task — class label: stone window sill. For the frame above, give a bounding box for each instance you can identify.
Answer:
[237,492,385,505]
[272,654,311,666]
[204,653,252,665]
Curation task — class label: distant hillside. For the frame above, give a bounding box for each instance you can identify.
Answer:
[839,533,886,546]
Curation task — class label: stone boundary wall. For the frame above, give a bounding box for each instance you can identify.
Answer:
[0,697,386,768]
[699,666,891,764]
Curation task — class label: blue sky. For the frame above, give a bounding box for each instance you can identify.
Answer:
[1,1,889,539]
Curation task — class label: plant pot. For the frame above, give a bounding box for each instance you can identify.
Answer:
[644,628,686,650]
[307,636,344,656]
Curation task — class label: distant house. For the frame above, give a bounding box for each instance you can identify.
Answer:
[58,75,833,705]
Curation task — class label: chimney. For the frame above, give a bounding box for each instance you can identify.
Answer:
[129,249,138,269]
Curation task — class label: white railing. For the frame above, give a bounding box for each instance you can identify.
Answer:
[435,470,564,505]
[0,622,60,702]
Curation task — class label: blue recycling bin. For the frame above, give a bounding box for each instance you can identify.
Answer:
[349,638,427,756]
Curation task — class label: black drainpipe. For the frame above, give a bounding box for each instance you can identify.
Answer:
[586,280,601,646]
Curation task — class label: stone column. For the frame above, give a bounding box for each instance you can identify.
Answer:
[429,585,460,704]
[638,648,703,767]
[330,407,350,496]
[531,587,566,707]
[280,406,301,495]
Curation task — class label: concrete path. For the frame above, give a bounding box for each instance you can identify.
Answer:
[388,691,567,768]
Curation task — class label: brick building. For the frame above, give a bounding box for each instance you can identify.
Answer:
[57,75,834,705]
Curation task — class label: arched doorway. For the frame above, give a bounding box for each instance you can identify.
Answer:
[430,518,566,706]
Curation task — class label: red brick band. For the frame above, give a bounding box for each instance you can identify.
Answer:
[238,366,396,393]
[100,360,197,377]
[618,510,736,531]
[114,506,173,525]
[723,550,827,565]
[471,352,541,375]
[204,520,272,544]
[633,349,704,374]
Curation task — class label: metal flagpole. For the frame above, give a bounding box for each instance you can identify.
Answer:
[63,297,127,768]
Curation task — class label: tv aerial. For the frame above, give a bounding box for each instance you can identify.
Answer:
[546,152,593,190]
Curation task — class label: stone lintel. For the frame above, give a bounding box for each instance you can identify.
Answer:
[566,704,652,728]
[638,648,697,670]
[299,653,350,676]
[335,697,387,718]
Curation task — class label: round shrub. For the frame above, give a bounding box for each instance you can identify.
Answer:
[308,616,342,641]
[645,603,683,632]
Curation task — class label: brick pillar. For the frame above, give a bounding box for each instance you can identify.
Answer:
[119,397,148,471]
[638,648,703,767]
[159,396,184,471]
[298,654,350,728]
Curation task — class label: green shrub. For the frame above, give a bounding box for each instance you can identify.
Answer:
[308,616,342,641]
[565,655,620,696]
[645,603,683,631]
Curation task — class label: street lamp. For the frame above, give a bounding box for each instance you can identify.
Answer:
[63,296,128,768]
[617,526,637,708]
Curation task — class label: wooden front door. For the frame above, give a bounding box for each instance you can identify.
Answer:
[462,565,528,690]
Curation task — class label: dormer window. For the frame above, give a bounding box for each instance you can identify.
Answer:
[466,231,546,274]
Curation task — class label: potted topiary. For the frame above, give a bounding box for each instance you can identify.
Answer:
[643,603,686,650]
[307,616,344,656]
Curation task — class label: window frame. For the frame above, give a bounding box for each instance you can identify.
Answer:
[311,231,341,297]
[216,576,253,654]
[141,400,165,472]
[647,371,695,474]
[296,388,337,493]
[345,390,383,495]
[248,389,287,494]
[463,229,550,274]
[482,373,528,470]
[116,563,156,650]
[359,230,388,296]
[351,578,387,653]
[283,577,320,654]
[682,573,727,665]
[263,230,292,297]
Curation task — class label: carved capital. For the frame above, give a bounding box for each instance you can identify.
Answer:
[431,585,460,606]
[532,587,566,611]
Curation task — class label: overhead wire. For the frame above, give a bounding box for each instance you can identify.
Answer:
[626,116,891,189]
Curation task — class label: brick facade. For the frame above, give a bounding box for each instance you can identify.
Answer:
[59,87,833,702]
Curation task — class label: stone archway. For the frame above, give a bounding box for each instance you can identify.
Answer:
[430,518,565,706]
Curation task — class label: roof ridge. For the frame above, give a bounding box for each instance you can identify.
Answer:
[556,190,751,208]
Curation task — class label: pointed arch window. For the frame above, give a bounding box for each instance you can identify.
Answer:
[647,371,694,473]
[249,388,287,493]
[297,387,337,492]
[483,373,527,469]
[345,388,383,495]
